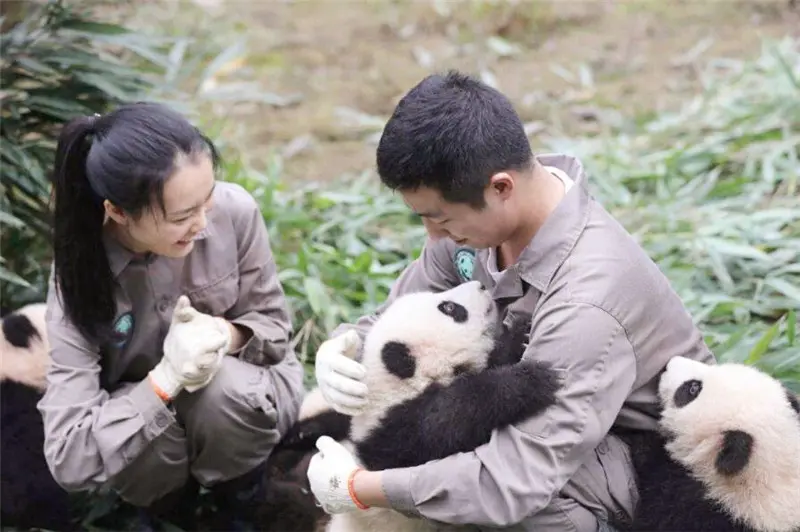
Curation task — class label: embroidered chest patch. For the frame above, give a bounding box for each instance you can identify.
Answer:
[111,312,134,349]
[454,247,476,282]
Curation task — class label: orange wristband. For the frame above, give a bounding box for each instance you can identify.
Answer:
[149,374,172,403]
[347,468,370,510]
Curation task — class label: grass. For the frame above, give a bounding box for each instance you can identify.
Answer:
[222,36,800,393]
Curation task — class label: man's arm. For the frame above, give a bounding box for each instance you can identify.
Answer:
[222,185,293,366]
[376,299,638,527]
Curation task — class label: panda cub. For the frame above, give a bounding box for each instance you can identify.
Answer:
[1,303,74,531]
[285,280,562,532]
[612,356,800,532]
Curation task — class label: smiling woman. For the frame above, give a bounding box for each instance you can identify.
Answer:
[37,102,305,530]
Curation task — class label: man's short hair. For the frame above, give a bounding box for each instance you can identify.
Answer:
[376,70,533,208]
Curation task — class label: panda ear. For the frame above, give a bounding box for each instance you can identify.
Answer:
[381,341,416,380]
[715,430,753,476]
[784,386,800,417]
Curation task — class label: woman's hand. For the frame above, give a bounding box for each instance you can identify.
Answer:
[149,296,232,400]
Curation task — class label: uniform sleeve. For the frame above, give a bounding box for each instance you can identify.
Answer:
[329,237,460,347]
[37,274,176,493]
[380,299,638,527]
[224,187,293,366]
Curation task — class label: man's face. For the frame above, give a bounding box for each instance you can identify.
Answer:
[400,185,513,249]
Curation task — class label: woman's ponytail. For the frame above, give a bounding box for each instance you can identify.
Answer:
[51,115,116,342]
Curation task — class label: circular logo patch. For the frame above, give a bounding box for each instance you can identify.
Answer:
[111,312,134,349]
[454,247,476,282]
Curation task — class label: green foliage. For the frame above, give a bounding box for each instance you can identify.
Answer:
[226,38,800,392]
[0,0,164,307]
[0,0,273,309]
[541,37,800,389]
[228,159,425,383]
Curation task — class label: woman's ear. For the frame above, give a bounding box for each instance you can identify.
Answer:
[103,199,127,225]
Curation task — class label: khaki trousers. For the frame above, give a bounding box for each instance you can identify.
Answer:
[107,354,304,507]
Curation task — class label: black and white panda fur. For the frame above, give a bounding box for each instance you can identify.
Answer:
[281,280,563,532]
[256,386,350,532]
[612,356,800,532]
[1,303,75,531]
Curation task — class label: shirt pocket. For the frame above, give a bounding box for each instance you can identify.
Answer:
[184,268,240,318]
[594,432,637,523]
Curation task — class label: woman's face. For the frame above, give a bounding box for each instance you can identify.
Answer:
[106,153,217,258]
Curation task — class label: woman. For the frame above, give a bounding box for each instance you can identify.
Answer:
[36,102,304,529]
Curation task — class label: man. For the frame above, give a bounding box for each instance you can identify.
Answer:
[307,71,716,531]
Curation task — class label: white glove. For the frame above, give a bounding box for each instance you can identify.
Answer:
[307,436,363,514]
[149,296,231,400]
[315,330,368,416]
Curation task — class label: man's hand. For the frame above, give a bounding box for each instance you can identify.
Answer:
[149,296,232,400]
[315,330,368,416]
[307,436,364,514]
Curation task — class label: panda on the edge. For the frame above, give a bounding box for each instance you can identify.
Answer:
[1,303,75,531]
[611,356,800,532]
[275,280,563,532]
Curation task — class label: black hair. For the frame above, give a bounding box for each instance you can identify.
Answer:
[51,101,219,342]
[375,70,534,208]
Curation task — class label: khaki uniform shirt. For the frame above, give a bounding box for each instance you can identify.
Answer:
[331,154,716,528]
[37,182,296,492]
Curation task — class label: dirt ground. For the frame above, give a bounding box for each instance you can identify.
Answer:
[99,0,799,184]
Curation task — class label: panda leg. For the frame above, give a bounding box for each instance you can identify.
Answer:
[356,359,562,471]
[277,410,352,452]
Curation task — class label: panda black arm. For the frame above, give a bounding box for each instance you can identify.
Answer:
[609,429,756,532]
[276,410,352,453]
[487,313,532,368]
[356,359,562,471]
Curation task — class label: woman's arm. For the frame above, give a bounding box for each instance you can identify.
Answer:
[37,273,177,492]
[222,184,293,366]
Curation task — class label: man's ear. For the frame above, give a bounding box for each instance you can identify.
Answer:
[488,172,514,200]
[103,199,127,225]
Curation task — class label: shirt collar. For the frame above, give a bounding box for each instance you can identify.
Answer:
[515,153,592,292]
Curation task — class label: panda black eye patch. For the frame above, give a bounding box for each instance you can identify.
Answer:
[381,341,416,379]
[437,300,468,323]
[673,379,702,408]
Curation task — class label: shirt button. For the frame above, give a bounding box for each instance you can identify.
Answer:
[598,442,609,454]
[155,412,168,428]
[157,296,171,313]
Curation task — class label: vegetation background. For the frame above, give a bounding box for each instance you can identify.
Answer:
[1,0,798,529]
